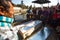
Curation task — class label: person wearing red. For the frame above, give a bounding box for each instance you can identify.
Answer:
[50,8,57,29]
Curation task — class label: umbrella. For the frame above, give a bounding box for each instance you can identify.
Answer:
[32,0,51,7]
[32,0,51,4]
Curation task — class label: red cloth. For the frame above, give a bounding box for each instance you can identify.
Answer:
[53,12,60,19]
[57,14,60,18]
[53,13,57,19]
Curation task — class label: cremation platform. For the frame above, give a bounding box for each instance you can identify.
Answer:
[17,20,42,39]
[25,27,51,40]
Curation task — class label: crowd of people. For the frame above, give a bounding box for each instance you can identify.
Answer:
[26,5,60,31]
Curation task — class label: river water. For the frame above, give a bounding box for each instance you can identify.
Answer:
[14,13,27,22]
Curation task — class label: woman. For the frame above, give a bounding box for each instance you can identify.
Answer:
[0,0,18,40]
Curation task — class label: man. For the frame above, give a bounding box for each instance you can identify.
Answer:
[32,8,36,20]
[41,7,50,26]
[38,8,42,20]
[26,6,32,20]
[0,0,18,40]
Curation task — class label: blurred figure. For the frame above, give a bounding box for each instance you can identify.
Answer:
[51,8,57,29]
[40,7,50,26]
[56,5,60,26]
[38,8,42,20]
[35,8,39,20]
[0,0,18,40]
[36,8,42,20]
[32,8,36,20]
[26,6,32,20]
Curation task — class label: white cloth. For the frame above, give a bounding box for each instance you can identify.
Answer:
[36,9,39,15]
[0,26,18,40]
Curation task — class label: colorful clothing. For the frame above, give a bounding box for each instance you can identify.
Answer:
[52,13,57,19]
[0,16,13,28]
[0,16,13,23]
[0,16,18,40]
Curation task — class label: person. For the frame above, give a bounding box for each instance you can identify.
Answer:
[51,8,57,29]
[32,8,36,20]
[38,8,42,20]
[35,8,39,20]
[26,6,32,20]
[56,5,60,26]
[41,7,50,26]
[0,0,18,40]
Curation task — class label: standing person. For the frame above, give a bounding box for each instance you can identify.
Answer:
[56,8,60,40]
[41,7,50,26]
[26,6,32,20]
[57,5,60,26]
[35,8,38,20]
[52,8,57,29]
[36,8,42,20]
[0,0,18,40]
[38,8,42,20]
[32,8,36,20]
